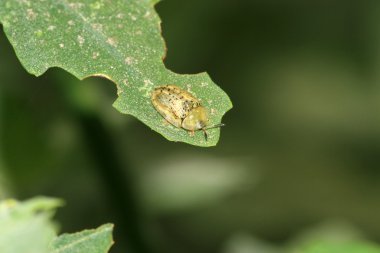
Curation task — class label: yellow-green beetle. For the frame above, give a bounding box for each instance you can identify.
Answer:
[151,85,224,140]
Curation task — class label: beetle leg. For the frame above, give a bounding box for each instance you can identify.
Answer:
[202,129,208,141]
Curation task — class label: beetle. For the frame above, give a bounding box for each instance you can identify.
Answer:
[151,85,224,140]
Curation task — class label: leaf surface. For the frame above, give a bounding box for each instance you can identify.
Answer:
[50,224,114,253]
[0,197,61,253]
[0,0,232,146]
[0,197,114,253]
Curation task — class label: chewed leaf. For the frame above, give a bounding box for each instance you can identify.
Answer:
[0,0,232,147]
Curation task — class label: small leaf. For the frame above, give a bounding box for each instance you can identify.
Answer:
[0,0,232,146]
[0,197,62,253]
[50,224,114,253]
[0,197,114,253]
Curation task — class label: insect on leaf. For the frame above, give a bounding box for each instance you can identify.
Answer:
[0,0,232,147]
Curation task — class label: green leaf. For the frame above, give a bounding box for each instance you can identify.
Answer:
[0,197,114,253]
[0,0,232,147]
[288,222,380,253]
[50,224,114,253]
[298,241,380,253]
[0,197,62,253]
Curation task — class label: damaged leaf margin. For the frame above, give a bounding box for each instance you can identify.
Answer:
[0,0,232,146]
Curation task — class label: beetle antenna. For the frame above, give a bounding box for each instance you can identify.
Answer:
[201,123,224,141]
[205,123,225,130]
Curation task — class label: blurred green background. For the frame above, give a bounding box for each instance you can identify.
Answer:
[2,0,380,252]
